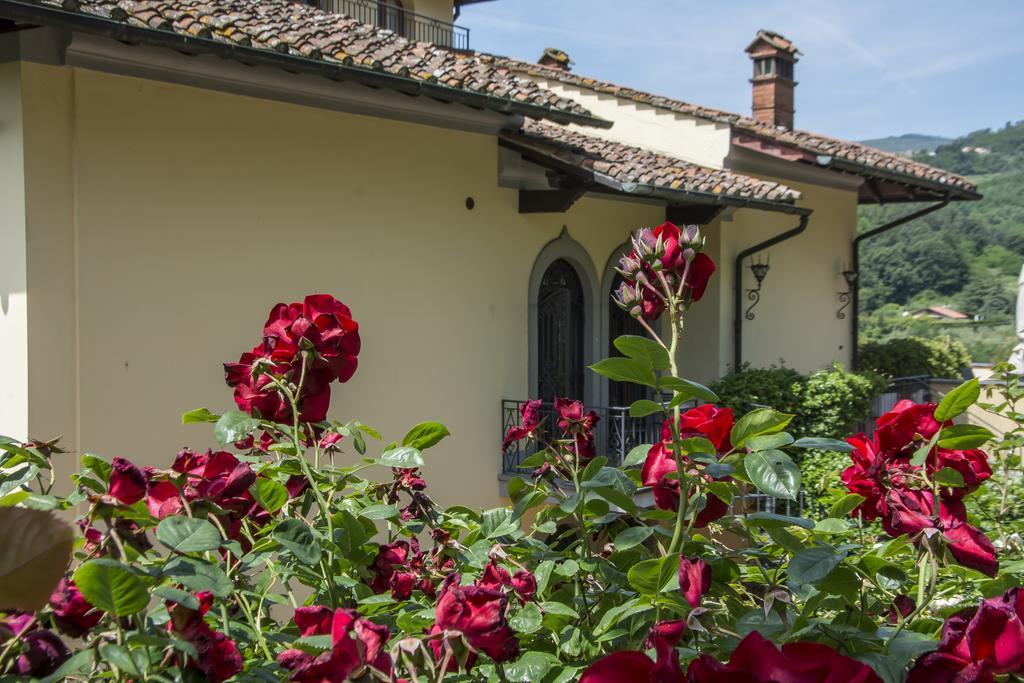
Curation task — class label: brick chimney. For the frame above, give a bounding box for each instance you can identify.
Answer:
[745,30,800,129]
[538,47,573,71]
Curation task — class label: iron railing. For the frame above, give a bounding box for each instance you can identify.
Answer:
[734,491,822,518]
[501,400,665,474]
[317,0,471,50]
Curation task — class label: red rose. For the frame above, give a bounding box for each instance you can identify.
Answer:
[580,620,686,682]
[433,581,519,665]
[277,607,391,681]
[934,448,991,497]
[679,556,712,609]
[881,490,998,577]
[511,570,537,603]
[641,442,728,526]
[1,614,69,678]
[262,294,360,383]
[666,405,734,454]
[840,433,888,519]
[108,457,148,505]
[503,399,543,449]
[909,588,1024,681]
[165,592,242,683]
[49,578,103,637]
[875,400,944,455]
[686,631,882,682]
[684,252,716,303]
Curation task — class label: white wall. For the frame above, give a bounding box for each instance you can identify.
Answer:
[535,80,732,169]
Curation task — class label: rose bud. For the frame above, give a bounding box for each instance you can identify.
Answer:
[108,457,148,505]
[681,224,702,247]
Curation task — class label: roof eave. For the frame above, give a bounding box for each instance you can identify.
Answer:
[498,133,809,217]
[818,156,982,202]
[0,0,613,129]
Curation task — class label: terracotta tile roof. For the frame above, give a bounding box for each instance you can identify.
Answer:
[484,55,977,197]
[502,119,802,208]
[913,306,969,320]
[9,0,604,125]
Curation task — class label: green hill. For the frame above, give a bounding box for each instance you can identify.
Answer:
[858,120,1024,364]
[858,133,951,154]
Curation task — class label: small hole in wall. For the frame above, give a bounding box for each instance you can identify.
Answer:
[465,197,475,210]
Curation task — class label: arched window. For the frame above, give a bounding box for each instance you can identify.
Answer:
[607,273,650,407]
[537,259,585,402]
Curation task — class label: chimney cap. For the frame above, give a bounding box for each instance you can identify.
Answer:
[745,30,801,57]
[538,47,573,70]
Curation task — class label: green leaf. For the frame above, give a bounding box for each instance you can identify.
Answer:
[213,410,259,445]
[80,454,112,481]
[377,446,424,468]
[540,601,578,618]
[152,586,199,610]
[588,358,657,388]
[937,424,994,449]
[73,559,149,616]
[815,518,852,534]
[509,602,543,634]
[829,493,866,519]
[555,559,580,577]
[534,560,555,595]
[504,651,557,682]
[745,449,801,500]
[659,376,719,403]
[251,478,289,514]
[788,546,846,586]
[792,437,854,452]
[746,433,794,451]
[934,378,980,422]
[401,422,450,450]
[99,644,142,677]
[181,408,220,425]
[731,409,794,449]
[162,556,232,597]
[359,503,400,520]
[622,443,653,468]
[613,335,670,370]
[934,467,966,487]
[274,519,323,565]
[614,525,654,551]
[156,516,222,553]
[744,512,814,530]
[39,649,93,683]
[627,554,678,594]
[629,399,664,418]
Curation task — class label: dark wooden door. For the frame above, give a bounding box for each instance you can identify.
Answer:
[537,259,585,402]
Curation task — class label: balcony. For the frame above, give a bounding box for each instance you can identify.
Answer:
[318,0,471,51]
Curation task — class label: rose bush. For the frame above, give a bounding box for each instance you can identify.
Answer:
[0,223,1020,682]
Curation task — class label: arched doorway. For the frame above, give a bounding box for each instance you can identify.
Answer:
[537,259,585,402]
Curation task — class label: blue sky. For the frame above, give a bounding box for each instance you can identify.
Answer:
[459,0,1024,141]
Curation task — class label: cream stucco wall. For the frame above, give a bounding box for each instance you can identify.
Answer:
[13,62,664,508]
[0,62,29,441]
[407,0,453,23]
[721,179,857,376]
[536,81,733,169]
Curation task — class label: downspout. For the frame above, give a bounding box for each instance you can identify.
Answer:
[733,213,811,370]
[851,195,950,368]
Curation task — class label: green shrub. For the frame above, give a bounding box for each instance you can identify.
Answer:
[859,335,971,378]
[711,363,882,440]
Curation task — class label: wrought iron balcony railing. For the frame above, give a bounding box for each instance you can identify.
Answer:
[317,0,471,50]
[501,400,664,474]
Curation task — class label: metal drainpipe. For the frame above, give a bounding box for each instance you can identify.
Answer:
[850,195,950,369]
[733,214,811,371]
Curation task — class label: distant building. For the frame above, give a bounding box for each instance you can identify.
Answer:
[911,306,970,320]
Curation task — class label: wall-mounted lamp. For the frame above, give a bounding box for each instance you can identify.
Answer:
[837,266,858,319]
[745,256,770,320]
